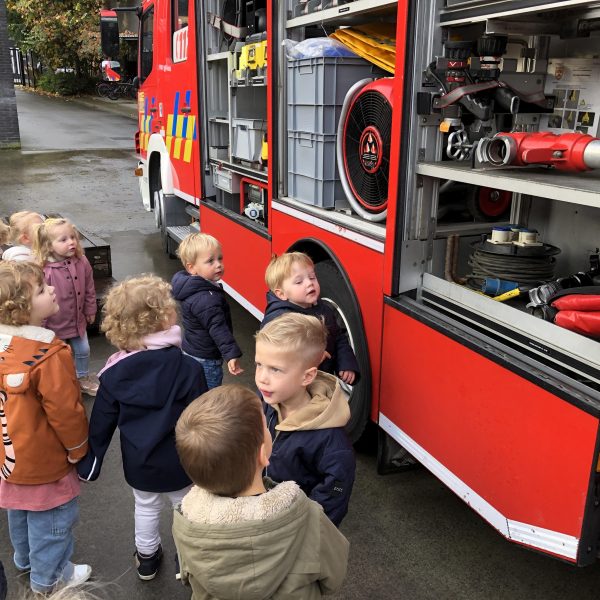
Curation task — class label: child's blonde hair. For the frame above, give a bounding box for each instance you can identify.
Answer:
[0,261,44,325]
[177,232,221,269]
[0,211,43,246]
[176,385,264,496]
[255,313,327,368]
[264,252,314,291]
[32,218,83,263]
[101,274,178,351]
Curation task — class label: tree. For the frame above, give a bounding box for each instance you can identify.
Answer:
[7,0,103,76]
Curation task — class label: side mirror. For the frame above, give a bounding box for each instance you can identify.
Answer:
[100,10,120,59]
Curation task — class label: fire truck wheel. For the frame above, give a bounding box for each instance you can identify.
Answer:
[315,260,371,443]
[150,166,168,253]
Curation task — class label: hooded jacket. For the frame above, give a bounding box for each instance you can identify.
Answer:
[261,292,360,381]
[43,255,96,340]
[172,479,349,600]
[76,345,207,492]
[1,245,33,262]
[264,372,355,526]
[0,324,88,485]
[171,270,242,361]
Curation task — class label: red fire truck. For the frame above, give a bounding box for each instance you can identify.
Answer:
[103,0,600,564]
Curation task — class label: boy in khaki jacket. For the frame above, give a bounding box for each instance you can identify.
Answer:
[173,385,349,599]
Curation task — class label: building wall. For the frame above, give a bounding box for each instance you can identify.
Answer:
[0,0,20,149]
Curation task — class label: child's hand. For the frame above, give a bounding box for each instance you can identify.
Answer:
[86,314,96,325]
[67,455,82,464]
[338,370,356,385]
[227,358,244,375]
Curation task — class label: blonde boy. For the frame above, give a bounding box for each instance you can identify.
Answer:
[173,385,349,599]
[262,252,359,385]
[171,233,243,389]
[255,313,356,526]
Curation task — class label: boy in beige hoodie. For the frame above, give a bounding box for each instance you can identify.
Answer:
[173,384,349,599]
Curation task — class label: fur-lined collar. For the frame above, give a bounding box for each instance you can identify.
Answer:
[180,479,301,524]
[0,324,55,343]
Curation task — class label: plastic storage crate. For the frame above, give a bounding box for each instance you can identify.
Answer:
[287,56,379,134]
[232,118,266,162]
[287,131,344,208]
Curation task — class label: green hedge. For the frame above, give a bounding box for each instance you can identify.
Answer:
[37,72,96,96]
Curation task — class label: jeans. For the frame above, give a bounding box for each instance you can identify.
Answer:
[7,498,79,593]
[66,333,90,379]
[186,354,223,389]
[132,487,191,555]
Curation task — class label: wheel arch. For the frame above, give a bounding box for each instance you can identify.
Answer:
[286,238,363,328]
[146,134,175,202]
[286,238,372,441]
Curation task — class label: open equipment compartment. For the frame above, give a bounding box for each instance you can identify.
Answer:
[400,0,600,394]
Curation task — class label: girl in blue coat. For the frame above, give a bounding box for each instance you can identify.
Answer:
[77,275,207,581]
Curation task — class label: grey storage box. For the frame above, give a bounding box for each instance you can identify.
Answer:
[287,56,379,134]
[232,118,266,162]
[287,131,344,208]
[213,165,241,194]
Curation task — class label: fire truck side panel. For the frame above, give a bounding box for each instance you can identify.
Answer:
[200,206,271,319]
[271,208,384,421]
[379,303,599,563]
[138,0,200,205]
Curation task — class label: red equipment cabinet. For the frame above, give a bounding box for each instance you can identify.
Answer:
[120,0,600,565]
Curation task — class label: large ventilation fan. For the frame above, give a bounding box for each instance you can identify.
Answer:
[337,78,393,222]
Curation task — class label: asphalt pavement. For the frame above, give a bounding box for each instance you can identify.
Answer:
[2,89,600,600]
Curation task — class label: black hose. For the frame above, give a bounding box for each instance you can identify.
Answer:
[468,248,556,284]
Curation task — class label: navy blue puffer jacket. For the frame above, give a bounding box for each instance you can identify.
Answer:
[171,271,242,361]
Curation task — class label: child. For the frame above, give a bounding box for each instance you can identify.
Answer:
[262,252,360,385]
[76,275,208,581]
[32,218,98,396]
[0,261,91,594]
[171,232,243,389]
[0,211,43,262]
[255,313,356,526]
[173,384,349,599]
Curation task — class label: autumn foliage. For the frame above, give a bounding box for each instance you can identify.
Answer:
[7,0,103,76]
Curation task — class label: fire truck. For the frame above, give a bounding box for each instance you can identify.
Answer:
[102,0,600,564]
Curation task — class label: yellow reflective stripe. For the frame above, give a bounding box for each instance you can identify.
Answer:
[167,114,174,137]
[176,115,184,138]
[173,137,183,159]
[166,136,173,154]
[183,138,193,162]
[186,116,195,140]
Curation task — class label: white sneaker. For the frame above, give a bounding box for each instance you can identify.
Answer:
[62,564,92,588]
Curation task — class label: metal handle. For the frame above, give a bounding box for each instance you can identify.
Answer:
[181,106,191,113]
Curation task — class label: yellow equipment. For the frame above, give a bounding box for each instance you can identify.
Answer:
[235,39,267,80]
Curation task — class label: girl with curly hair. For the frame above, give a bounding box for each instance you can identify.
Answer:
[76,274,207,582]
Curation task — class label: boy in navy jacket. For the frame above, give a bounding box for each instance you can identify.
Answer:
[171,233,243,389]
[261,252,360,386]
[255,313,356,526]
[77,275,208,581]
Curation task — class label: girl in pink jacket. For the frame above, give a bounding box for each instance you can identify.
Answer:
[33,218,98,396]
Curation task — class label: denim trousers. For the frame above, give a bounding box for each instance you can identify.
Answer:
[7,498,79,593]
[131,487,191,555]
[186,354,223,389]
[66,332,90,379]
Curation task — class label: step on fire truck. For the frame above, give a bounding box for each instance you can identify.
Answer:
[102,0,600,564]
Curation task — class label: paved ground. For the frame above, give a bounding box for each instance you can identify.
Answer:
[2,89,600,599]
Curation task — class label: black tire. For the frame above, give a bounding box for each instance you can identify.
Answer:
[150,164,169,253]
[315,260,371,443]
[128,85,137,100]
[108,85,120,101]
[96,82,112,98]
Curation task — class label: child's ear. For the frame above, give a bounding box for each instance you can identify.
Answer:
[302,366,318,386]
[273,288,288,301]
[258,442,270,469]
[185,262,196,275]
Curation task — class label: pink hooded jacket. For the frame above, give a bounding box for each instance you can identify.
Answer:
[43,256,96,339]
